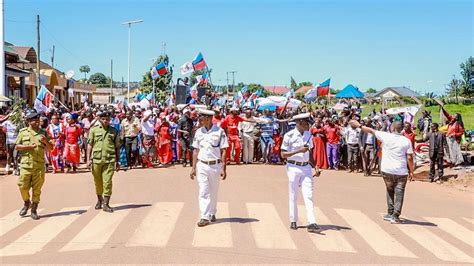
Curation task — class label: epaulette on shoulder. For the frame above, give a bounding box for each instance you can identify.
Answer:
[19,128,28,132]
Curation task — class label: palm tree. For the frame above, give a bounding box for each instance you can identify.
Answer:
[79,65,91,80]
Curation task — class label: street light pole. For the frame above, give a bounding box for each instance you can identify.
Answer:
[122,19,143,103]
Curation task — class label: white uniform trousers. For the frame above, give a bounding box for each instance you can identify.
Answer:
[286,164,316,224]
[242,134,255,163]
[197,161,221,220]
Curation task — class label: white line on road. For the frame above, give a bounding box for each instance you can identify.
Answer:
[335,208,416,258]
[60,207,131,252]
[126,202,184,247]
[424,217,474,248]
[192,202,233,247]
[298,205,355,253]
[0,207,86,257]
[246,203,296,250]
[0,209,43,238]
[463,217,474,225]
[395,223,474,263]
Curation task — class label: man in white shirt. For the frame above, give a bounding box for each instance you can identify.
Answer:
[190,109,229,227]
[141,110,156,168]
[349,120,414,224]
[238,108,256,164]
[344,124,361,173]
[281,113,320,233]
[1,114,19,175]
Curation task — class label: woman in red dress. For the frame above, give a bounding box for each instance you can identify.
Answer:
[156,114,173,165]
[63,113,82,173]
[310,118,328,169]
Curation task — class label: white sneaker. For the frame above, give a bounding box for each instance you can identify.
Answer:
[5,165,10,173]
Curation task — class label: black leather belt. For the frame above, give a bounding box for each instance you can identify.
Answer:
[199,159,222,165]
[348,143,359,146]
[287,160,309,166]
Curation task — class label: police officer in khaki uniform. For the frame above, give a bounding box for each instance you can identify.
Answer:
[87,111,120,213]
[15,109,53,220]
[190,108,229,227]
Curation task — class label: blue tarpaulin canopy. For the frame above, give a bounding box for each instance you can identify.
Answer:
[335,84,364,98]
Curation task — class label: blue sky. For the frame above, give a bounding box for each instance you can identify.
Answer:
[5,0,473,94]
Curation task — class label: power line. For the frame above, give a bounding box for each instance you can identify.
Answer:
[40,22,90,65]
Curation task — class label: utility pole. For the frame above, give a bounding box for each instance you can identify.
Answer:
[122,19,143,103]
[228,71,237,92]
[36,15,41,92]
[0,0,5,97]
[110,59,113,103]
[51,45,55,68]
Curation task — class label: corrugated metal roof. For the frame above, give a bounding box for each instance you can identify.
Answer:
[375,87,420,98]
[263,85,289,95]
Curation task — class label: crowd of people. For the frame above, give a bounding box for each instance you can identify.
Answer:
[0,97,466,183]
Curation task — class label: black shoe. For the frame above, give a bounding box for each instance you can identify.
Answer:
[390,215,402,224]
[182,162,187,167]
[19,201,31,217]
[197,219,210,227]
[290,222,297,230]
[30,202,40,220]
[383,213,393,221]
[95,195,103,210]
[102,196,114,213]
[210,215,217,222]
[307,223,320,233]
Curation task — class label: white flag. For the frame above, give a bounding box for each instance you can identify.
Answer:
[180,61,193,75]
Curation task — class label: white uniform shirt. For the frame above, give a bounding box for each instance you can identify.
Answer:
[365,132,374,144]
[192,125,229,161]
[281,128,313,162]
[345,126,361,145]
[374,131,413,175]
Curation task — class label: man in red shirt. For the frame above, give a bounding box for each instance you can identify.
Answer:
[220,107,244,164]
[212,108,224,127]
[324,118,341,169]
[402,122,415,149]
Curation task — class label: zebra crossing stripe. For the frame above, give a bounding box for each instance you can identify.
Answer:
[192,202,233,247]
[335,208,416,258]
[60,207,131,252]
[126,202,184,247]
[463,217,474,225]
[0,209,43,238]
[0,207,86,257]
[246,203,296,250]
[298,205,355,253]
[424,217,474,248]
[395,223,474,263]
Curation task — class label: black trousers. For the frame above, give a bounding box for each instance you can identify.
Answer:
[347,144,360,171]
[429,152,444,179]
[124,136,138,167]
[180,138,193,163]
[382,172,408,217]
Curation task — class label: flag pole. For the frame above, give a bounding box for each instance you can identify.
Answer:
[44,87,68,110]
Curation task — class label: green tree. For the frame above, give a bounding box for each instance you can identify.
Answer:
[88,72,108,87]
[366,88,377,93]
[79,65,90,80]
[460,56,474,97]
[446,75,462,102]
[298,81,312,87]
[290,76,298,90]
[141,55,173,102]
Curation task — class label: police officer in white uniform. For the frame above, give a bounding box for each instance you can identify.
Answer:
[281,113,320,233]
[190,108,229,227]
